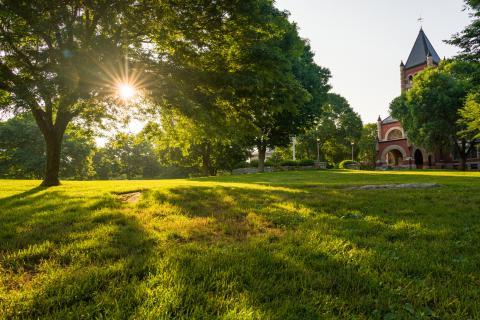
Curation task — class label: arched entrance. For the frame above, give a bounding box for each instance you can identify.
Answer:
[381,145,407,167]
[414,149,424,169]
[387,149,403,166]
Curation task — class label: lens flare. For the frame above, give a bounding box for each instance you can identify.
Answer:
[117,83,136,100]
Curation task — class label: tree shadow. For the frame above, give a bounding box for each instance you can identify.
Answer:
[139,183,480,318]
[0,185,47,203]
[192,169,480,188]
[2,178,479,318]
[0,188,157,319]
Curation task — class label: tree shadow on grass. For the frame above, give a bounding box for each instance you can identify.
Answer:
[140,183,480,318]
[0,188,157,319]
[2,181,479,318]
[193,169,480,188]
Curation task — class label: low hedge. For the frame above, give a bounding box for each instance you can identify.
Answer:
[339,160,359,169]
[247,159,316,168]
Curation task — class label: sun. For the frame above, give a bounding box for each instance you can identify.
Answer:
[117,83,136,101]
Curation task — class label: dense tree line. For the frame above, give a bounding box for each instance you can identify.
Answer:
[0,0,342,184]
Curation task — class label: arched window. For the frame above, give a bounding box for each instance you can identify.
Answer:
[387,129,403,140]
[408,75,414,84]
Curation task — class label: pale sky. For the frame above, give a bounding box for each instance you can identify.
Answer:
[274,0,473,123]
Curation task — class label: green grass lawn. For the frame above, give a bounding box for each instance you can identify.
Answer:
[1,170,480,319]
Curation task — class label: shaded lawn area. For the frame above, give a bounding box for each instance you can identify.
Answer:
[1,170,480,319]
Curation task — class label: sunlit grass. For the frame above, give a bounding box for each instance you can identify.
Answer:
[1,170,480,319]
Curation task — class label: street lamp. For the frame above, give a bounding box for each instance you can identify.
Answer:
[351,141,355,161]
[316,138,320,162]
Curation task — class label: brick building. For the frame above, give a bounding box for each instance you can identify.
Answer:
[376,28,479,170]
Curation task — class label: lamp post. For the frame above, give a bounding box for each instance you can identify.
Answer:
[351,142,354,161]
[316,138,320,162]
[292,136,296,161]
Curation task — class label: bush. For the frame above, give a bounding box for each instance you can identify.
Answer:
[339,160,359,169]
[247,159,274,168]
[280,160,299,166]
[360,163,376,170]
[249,160,259,168]
[298,159,315,166]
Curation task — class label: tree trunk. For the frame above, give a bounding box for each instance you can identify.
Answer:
[202,143,214,176]
[42,132,63,186]
[32,109,71,187]
[457,139,467,171]
[460,154,467,171]
[258,143,267,172]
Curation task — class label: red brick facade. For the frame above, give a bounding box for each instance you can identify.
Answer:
[376,118,431,169]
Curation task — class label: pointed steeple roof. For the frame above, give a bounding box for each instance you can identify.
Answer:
[404,28,441,69]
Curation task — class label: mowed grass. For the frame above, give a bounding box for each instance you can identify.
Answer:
[1,170,480,319]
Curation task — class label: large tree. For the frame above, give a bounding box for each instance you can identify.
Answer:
[357,123,378,167]
[92,132,162,180]
[165,2,331,172]
[295,93,362,164]
[0,1,158,185]
[144,109,250,176]
[390,61,479,170]
[0,113,95,179]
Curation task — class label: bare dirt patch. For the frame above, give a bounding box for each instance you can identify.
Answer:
[117,191,142,203]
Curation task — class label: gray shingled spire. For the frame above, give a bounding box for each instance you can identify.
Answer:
[404,28,440,69]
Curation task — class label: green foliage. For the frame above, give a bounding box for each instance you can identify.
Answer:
[92,132,163,180]
[0,114,45,178]
[0,114,95,179]
[338,159,358,169]
[295,93,363,164]
[0,0,165,185]
[357,123,378,166]
[144,109,251,176]
[0,0,333,182]
[447,0,480,61]
[459,90,480,139]
[1,170,480,318]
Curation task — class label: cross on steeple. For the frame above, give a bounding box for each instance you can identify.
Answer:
[417,15,424,27]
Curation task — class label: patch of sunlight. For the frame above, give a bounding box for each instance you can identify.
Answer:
[317,236,374,264]
[3,240,55,267]
[138,202,185,221]
[363,215,388,225]
[390,220,423,233]
[153,215,217,240]
[274,202,313,216]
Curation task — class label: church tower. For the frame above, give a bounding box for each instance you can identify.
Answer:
[376,28,441,169]
[400,28,441,92]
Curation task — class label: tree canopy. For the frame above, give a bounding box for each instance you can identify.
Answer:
[447,0,480,61]
[0,1,351,182]
[294,93,362,164]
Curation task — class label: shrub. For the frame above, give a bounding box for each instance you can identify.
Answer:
[298,159,315,166]
[249,160,259,168]
[339,160,359,169]
[280,160,299,167]
[265,160,275,167]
